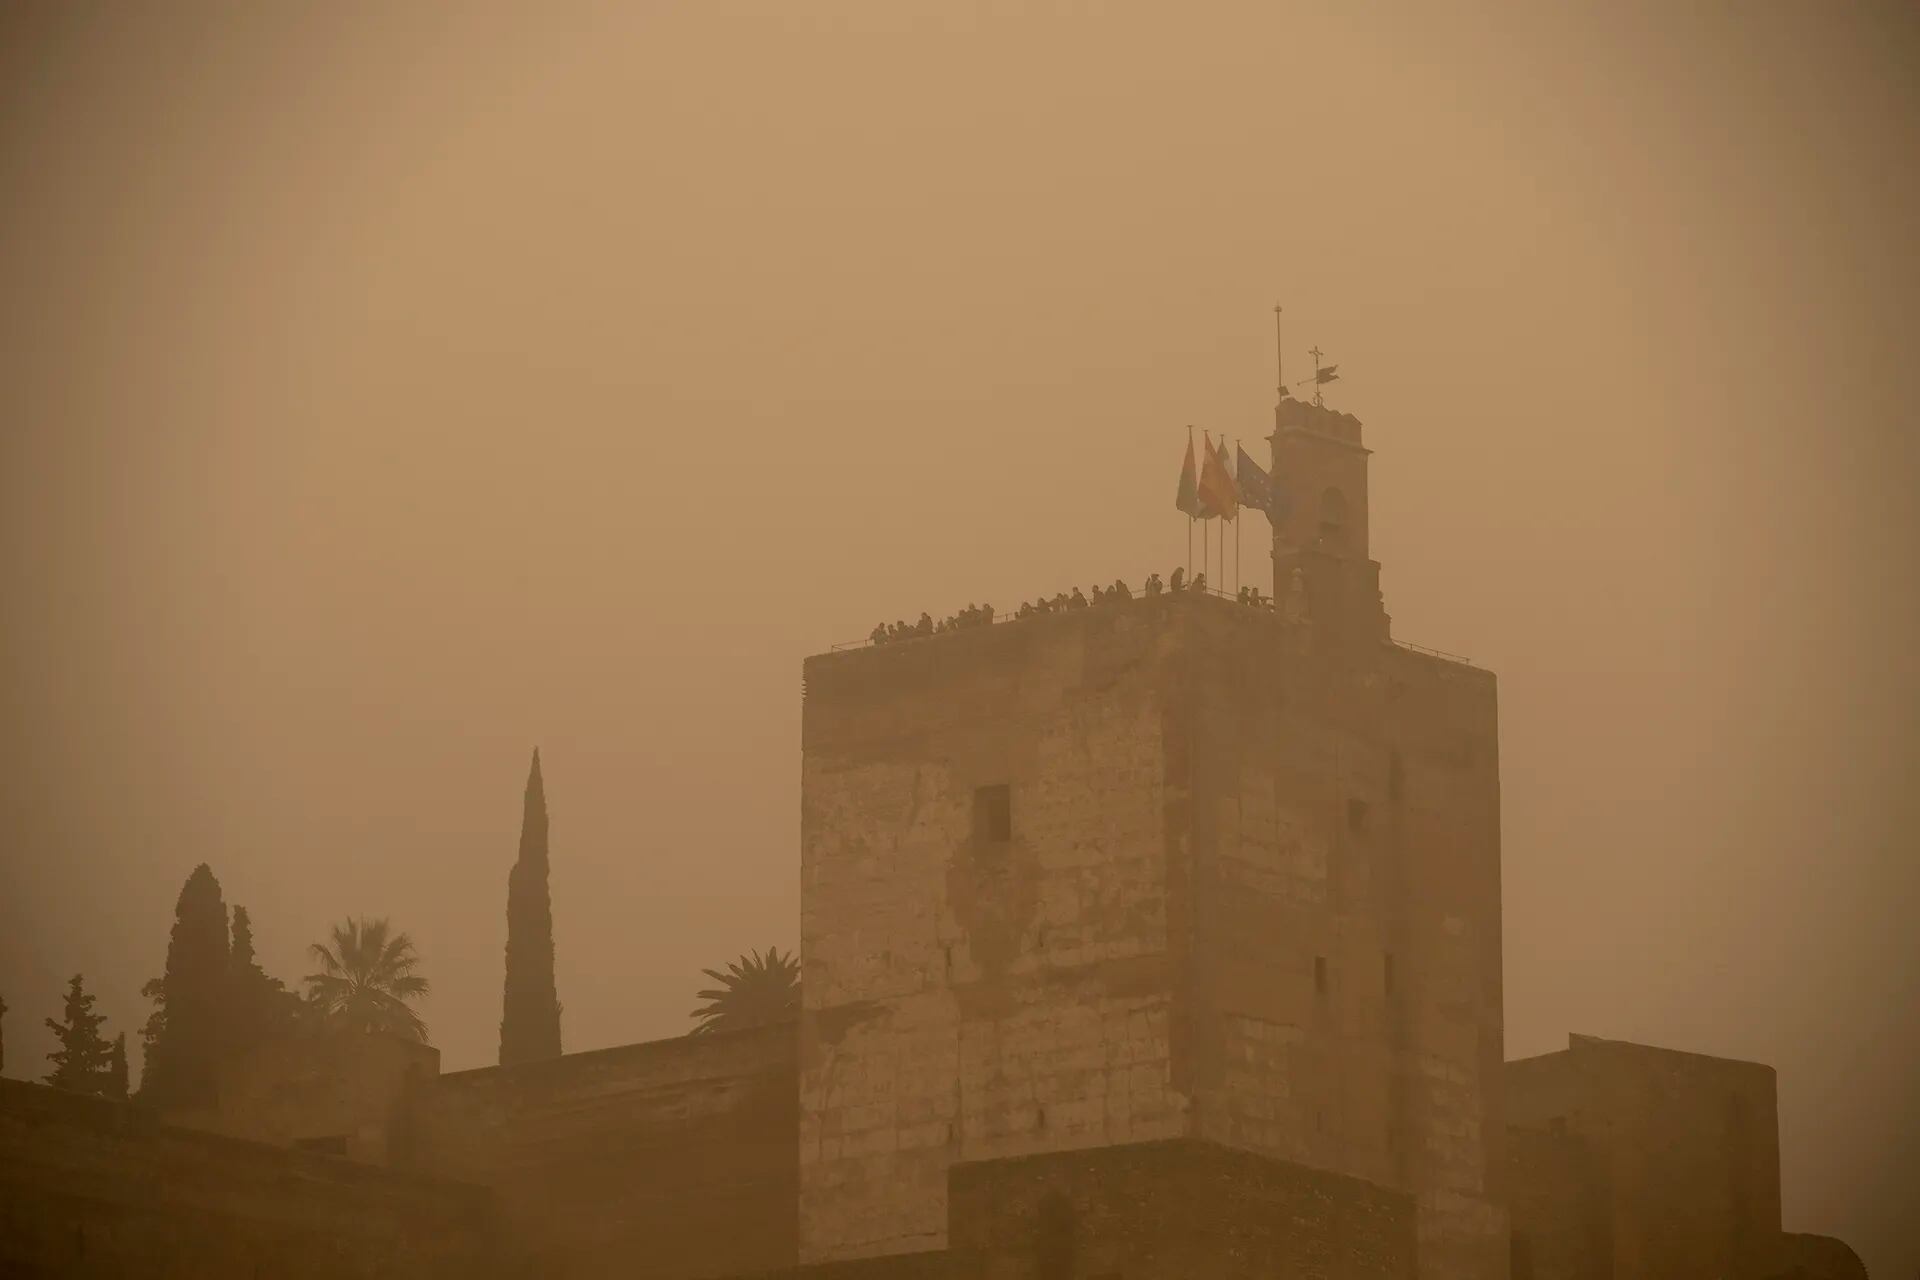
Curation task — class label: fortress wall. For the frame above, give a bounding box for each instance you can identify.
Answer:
[1505,1124,1609,1280]
[948,1138,1416,1280]
[0,1077,502,1279]
[1506,1035,1782,1280]
[412,1022,799,1280]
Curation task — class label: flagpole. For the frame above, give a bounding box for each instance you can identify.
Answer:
[1274,304,1284,407]
[1234,436,1241,597]
[1186,426,1194,585]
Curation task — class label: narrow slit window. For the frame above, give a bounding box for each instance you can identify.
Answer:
[1314,955,1329,995]
[1384,952,1396,997]
[1347,797,1370,833]
[974,784,1012,844]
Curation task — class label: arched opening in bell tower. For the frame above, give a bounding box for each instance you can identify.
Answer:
[1317,486,1349,551]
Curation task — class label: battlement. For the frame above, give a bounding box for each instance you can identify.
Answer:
[1275,394,1366,448]
[811,587,1476,669]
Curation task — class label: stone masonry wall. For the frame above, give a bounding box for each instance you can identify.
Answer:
[0,1078,504,1279]
[1181,597,1508,1280]
[948,1138,1416,1279]
[799,603,1187,1261]
[741,1138,1414,1280]
[183,1030,440,1165]
[1506,1034,1782,1280]
[411,1023,798,1279]
[799,593,1505,1274]
[1505,1125,1609,1280]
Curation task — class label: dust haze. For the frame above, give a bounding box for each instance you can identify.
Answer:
[1,3,1914,1275]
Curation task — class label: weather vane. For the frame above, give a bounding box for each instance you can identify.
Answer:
[1306,345,1340,407]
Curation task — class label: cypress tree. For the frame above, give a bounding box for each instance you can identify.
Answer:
[499,747,561,1065]
[139,864,230,1110]
[44,974,114,1095]
[107,1034,129,1100]
[229,905,299,1057]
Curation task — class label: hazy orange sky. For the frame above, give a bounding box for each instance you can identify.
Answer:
[2,3,1915,1271]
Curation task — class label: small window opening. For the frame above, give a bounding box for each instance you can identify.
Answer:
[1548,1115,1568,1136]
[1314,955,1328,995]
[1388,751,1405,803]
[1347,798,1369,833]
[1318,487,1350,547]
[974,784,1011,844]
[1384,952,1396,997]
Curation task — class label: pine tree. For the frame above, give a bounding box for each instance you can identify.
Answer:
[139,864,231,1110]
[229,905,300,1058]
[499,747,562,1065]
[107,1034,129,1100]
[44,974,114,1095]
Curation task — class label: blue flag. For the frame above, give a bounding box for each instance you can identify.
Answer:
[1235,444,1275,520]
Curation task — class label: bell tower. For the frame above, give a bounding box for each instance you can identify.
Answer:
[1269,391,1391,643]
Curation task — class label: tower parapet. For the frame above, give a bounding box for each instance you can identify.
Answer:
[1270,396,1390,645]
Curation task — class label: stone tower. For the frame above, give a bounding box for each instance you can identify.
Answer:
[1269,392,1388,643]
[798,396,1506,1278]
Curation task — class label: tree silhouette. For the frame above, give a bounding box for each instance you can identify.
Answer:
[229,905,302,1057]
[304,918,430,1041]
[139,864,230,1109]
[1,993,8,1076]
[500,748,562,1066]
[689,947,799,1035]
[107,1033,129,1100]
[44,974,114,1095]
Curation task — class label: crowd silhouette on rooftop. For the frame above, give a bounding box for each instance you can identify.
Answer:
[866,569,1272,646]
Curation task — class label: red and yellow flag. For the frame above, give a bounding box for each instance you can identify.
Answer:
[1175,433,1203,518]
[1198,432,1239,519]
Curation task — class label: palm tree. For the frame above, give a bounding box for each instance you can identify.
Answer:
[688,946,798,1035]
[304,917,430,1042]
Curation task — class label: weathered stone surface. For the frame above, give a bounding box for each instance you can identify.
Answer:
[412,1022,800,1280]
[1506,1034,1784,1279]
[797,588,1506,1279]
[949,1138,1416,1279]
[745,1138,1415,1280]
[0,1077,504,1278]
[1505,1124,1609,1279]
[173,1030,439,1166]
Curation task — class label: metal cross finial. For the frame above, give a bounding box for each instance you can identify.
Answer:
[1309,346,1326,406]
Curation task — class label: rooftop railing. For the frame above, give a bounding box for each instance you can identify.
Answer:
[834,586,1264,653]
[830,586,1477,667]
